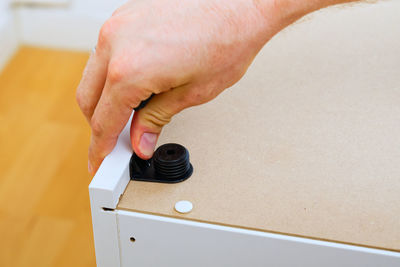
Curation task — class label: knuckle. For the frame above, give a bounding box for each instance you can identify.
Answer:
[98,26,111,45]
[143,107,172,129]
[185,89,212,106]
[192,91,206,103]
[75,90,84,107]
[107,61,127,84]
[90,118,104,138]
[98,18,119,46]
[182,92,199,106]
[76,90,90,114]
[202,85,220,102]
[127,89,152,109]
[89,118,119,158]
[107,56,145,86]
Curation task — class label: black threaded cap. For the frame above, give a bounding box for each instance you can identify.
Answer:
[153,143,192,180]
[129,143,193,183]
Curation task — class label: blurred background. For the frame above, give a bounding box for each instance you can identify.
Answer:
[0,0,126,266]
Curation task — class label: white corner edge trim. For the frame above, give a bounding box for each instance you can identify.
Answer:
[89,112,133,209]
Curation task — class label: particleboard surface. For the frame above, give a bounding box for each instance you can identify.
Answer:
[118,1,400,252]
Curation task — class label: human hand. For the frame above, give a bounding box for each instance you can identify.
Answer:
[76,0,358,175]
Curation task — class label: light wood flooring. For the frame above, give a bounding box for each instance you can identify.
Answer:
[0,46,95,267]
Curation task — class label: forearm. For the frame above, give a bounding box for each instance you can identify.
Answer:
[280,0,360,21]
[255,0,361,34]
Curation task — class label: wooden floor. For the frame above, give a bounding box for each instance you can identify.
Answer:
[0,47,95,267]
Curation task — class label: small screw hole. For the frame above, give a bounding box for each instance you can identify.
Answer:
[167,149,175,155]
[130,237,136,243]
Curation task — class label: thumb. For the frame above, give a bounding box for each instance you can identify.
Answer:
[130,85,193,159]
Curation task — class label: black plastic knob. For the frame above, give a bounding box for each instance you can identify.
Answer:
[129,143,193,183]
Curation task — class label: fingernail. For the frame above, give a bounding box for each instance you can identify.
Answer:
[88,161,93,174]
[139,133,157,158]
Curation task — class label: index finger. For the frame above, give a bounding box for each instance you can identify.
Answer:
[76,50,108,122]
[88,78,152,174]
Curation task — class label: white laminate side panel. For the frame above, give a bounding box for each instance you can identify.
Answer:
[89,207,121,267]
[89,114,133,267]
[117,210,400,267]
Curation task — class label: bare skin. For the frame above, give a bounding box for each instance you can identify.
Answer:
[76,0,358,175]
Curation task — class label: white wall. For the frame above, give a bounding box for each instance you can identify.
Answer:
[0,0,18,70]
[0,0,11,20]
[15,0,127,51]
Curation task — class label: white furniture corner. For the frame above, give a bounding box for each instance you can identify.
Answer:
[89,1,400,266]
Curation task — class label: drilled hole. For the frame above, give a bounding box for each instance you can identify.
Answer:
[167,149,175,155]
[102,207,114,212]
[130,237,136,243]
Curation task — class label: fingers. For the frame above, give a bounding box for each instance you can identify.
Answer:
[130,85,196,159]
[76,50,108,122]
[88,78,150,175]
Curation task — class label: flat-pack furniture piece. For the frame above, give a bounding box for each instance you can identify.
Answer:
[89,2,400,266]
